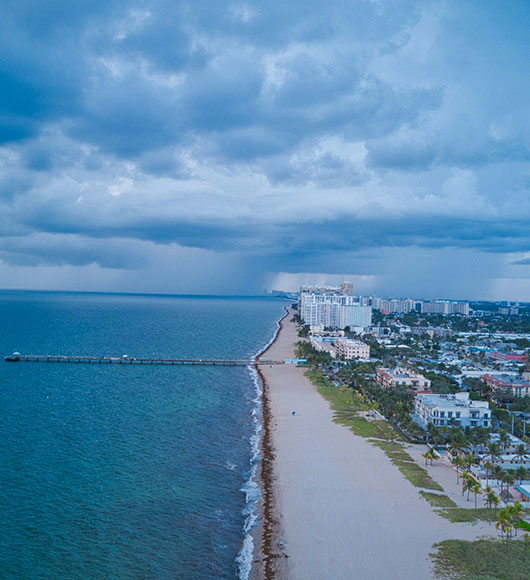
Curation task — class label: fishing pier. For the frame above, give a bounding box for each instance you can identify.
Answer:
[4,354,292,366]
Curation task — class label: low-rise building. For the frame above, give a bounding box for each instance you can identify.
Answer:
[479,453,530,471]
[335,338,370,360]
[376,367,431,391]
[310,337,337,358]
[414,392,491,429]
[486,351,528,364]
[481,374,530,398]
[407,326,452,339]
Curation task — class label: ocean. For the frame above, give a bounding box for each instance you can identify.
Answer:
[0,291,287,580]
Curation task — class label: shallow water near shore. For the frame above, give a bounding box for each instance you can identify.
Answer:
[0,291,286,579]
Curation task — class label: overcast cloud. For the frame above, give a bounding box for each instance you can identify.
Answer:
[2,0,530,299]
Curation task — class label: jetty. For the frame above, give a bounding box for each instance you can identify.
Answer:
[4,353,288,366]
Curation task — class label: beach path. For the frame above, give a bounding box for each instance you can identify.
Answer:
[260,311,492,580]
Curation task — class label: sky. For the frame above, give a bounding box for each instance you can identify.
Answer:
[2,0,530,300]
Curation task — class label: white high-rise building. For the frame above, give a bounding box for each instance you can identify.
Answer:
[299,286,372,329]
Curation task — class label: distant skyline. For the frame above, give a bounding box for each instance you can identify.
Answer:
[2,1,530,301]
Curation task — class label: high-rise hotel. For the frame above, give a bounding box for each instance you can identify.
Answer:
[299,284,372,329]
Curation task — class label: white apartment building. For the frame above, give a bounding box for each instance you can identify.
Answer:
[299,288,372,329]
[421,301,470,315]
[379,299,418,314]
[335,338,370,360]
[341,303,372,328]
[414,392,491,429]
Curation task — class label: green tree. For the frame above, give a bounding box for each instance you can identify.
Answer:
[510,502,523,537]
[487,441,502,466]
[422,449,435,466]
[462,473,473,501]
[453,455,463,484]
[516,443,528,464]
[471,482,482,509]
[499,431,511,453]
[484,489,499,523]
[516,466,527,485]
[496,508,513,541]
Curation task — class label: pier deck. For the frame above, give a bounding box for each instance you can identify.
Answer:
[4,354,284,366]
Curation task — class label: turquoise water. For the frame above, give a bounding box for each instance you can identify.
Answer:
[0,292,286,579]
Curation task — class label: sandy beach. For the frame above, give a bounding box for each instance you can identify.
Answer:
[257,309,494,580]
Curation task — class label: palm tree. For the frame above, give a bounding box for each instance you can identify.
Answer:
[485,490,499,523]
[422,449,434,466]
[487,441,502,466]
[471,482,482,509]
[493,464,504,488]
[474,426,490,448]
[450,430,467,459]
[499,431,510,454]
[510,502,523,537]
[463,473,473,501]
[496,508,512,541]
[515,443,528,465]
[504,471,516,492]
[516,466,527,485]
[454,455,463,484]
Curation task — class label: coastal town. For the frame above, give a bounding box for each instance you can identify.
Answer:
[258,283,530,578]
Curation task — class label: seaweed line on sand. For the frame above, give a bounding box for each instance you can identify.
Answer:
[253,307,290,579]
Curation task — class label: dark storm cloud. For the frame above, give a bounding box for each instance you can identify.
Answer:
[0,234,150,269]
[0,0,423,158]
[1,0,530,296]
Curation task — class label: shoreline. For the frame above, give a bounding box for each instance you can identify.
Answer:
[251,306,290,580]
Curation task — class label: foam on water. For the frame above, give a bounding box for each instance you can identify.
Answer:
[236,366,263,580]
[236,308,286,580]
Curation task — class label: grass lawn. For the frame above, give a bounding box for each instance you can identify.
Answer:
[305,370,363,410]
[305,370,402,441]
[431,538,530,579]
[368,440,405,452]
[370,439,414,461]
[438,507,496,523]
[420,491,457,508]
[345,417,396,438]
[392,459,444,491]
[369,439,443,490]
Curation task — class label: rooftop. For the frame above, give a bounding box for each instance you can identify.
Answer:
[483,373,530,386]
[416,392,490,409]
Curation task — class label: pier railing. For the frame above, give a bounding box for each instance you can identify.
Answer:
[4,354,285,366]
